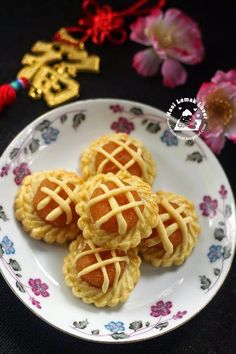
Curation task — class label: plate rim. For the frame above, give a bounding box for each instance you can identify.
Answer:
[0,98,235,343]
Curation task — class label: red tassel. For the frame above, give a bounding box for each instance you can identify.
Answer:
[0,85,16,112]
[0,77,29,112]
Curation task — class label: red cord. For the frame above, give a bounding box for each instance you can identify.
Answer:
[54,0,166,45]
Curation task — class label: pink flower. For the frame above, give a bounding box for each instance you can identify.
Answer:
[199,196,218,218]
[130,8,204,87]
[196,70,236,154]
[219,185,227,199]
[13,163,31,185]
[28,278,49,297]
[31,297,42,309]
[150,300,172,317]
[173,310,187,320]
[0,164,10,177]
[111,117,135,134]
[110,104,124,113]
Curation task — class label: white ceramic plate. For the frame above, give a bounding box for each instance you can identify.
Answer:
[0,99,235,343]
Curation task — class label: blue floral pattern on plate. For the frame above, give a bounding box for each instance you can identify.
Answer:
[161,129,178,146]
[1,236,15,255]
[105,321,125,332]
[42,127,60,144]
[207,245,223,262]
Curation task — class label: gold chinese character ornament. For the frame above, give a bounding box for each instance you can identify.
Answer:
[16,33,100,107]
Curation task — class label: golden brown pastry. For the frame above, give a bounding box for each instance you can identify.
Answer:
[76,172,158,250]
[15,169,83,244]
[80,133,156,185]
[63,237,141,307]
[139,190,200,267]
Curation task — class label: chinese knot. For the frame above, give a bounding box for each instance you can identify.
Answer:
[54,0,166,46]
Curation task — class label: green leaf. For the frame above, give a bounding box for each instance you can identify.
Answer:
[35,120,51,132]
[10,148,20,160]
[73,319,89,329]
[186,151,203,163]
[145,321,150,327]
[185,140,194,146]
[214,228,225,241]
[91,329,99,335]
[130,107,143,116]
[0,244,4,257]
[223,245,231,259]
[29,139,40,153]
[0,205,8,221]
[73,113,86,130]
[129,321,143,331]
[225,205,232,218]
[146,122,161,134]
[60,114,68,124]
[9,259,21,271]
[111,332,129,340]
[214,268,220,276]
[16,281,25,293]
[142,119,148,125]
[169,120,176,131]
[218,221,225,226]
[199,275,211,290]
[155,322,169,331]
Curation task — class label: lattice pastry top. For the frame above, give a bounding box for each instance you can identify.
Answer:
[80,133,156,185]
[76,172,158,250]
[33,174,82,227]
[63,237,141,307]
[14,170,83,244]
[140,190,200,267]
[74,239,129,293]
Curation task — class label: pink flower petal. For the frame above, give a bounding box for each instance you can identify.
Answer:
[202,129,226,154]
[145,8,163,32]
[165,301,173,309]
[130,9,163,46]
[28,278,34,286]
[218,82,236,101]
[133,49,161,77]
[41,283,48,290]
[211,200,218,209]
[212,69,236,84]
[161,59,187,88]
[35,301,41,309]
[225,120,236,143]
[203,196,211,203]
[196,82,216,103]
[109,104,124,113]
[130,17,151,46]
[41,290,49,297]
[164,8,197,29]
